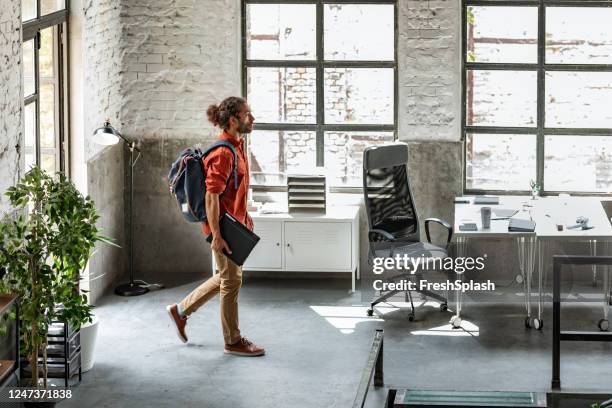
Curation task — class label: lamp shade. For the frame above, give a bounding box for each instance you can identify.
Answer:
[93,121,121,146]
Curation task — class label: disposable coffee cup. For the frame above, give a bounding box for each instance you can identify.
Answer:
[481,207,491,229]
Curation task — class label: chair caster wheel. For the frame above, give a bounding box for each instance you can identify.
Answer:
[533,318,543,330]
[367,308,374,317]
[440,303,448,312]
[598,319,609,332]
[408,314,415,322]
[525,316,532,329]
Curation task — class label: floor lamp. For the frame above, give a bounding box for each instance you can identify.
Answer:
[93,120,159,296]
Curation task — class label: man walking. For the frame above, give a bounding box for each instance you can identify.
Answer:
[167,96,264,357]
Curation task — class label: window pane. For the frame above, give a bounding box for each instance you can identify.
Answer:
[39,27,57,150]
[39,26,56,79]
[40,84,56,149]
[247,67,316,124]
[324,68,393,125]
[546,7,612,64]
[22,0,36,21]
[246,4,315,60]
[40,0,65,16]
[466,133,536,191]
[324,132,394,186]
[546,72,612,128]
[249,130,316,185]
[467,6,537,63]
[23,40,35,97]
[545,136,612,192]
[24,103,36,170]
[467,70,537,127]
[324,4,394,61]
[41,152,56,174]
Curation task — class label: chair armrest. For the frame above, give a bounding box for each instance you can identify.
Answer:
[368,228,396,241]
[367,228,397,262]
[424,218,453,248]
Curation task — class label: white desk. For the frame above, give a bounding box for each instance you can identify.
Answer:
[453,196,612,330]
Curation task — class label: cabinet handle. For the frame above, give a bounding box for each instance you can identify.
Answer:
[286,243,290,247]
[276,242,280,246]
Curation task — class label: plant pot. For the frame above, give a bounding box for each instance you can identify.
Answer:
[80,315,99,372]
[24,401,56,407]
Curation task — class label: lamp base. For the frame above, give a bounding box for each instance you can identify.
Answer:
[114,282,149,297]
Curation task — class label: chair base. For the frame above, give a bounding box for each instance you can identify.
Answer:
[368,276,448,320]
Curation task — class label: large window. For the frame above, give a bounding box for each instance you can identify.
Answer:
[243,1,397,188]
[22,1,69,175]
[463,1,612,194]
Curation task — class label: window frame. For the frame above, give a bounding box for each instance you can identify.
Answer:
[242,0,398,192]
[462,0,612,196]
[22,3,70,176]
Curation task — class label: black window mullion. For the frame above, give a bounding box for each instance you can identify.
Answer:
[393,0,398,140]
[34,31,41,168]
[241,0,247,102]
[315,0,324,167]
[536,0,545,191]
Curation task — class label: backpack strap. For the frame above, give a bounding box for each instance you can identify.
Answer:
[203,140,239,190]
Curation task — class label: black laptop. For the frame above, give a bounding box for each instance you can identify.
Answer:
[206,213,260,266]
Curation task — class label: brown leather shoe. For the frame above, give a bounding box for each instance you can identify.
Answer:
[224,337,265,357]
[166,304,188,343]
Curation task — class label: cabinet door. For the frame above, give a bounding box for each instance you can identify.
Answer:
[284,222,352,271]
[243,220,283,270]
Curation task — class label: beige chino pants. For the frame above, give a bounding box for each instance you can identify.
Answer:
[179,250,242,345]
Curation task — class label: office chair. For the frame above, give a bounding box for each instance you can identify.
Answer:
[363,143,453,320]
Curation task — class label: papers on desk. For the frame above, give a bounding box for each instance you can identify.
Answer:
[508,218,536,232]
[259,202,288,214]
[492,209,518,219]
[459,222,478,231]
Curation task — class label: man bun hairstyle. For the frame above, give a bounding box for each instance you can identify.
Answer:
[206,96,247,130]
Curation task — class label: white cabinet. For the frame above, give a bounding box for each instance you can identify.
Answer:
[212,206,360,291]
[243,220,283,270]
[284,222,352,271]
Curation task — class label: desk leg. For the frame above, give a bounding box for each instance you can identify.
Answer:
[518,236,538,329]
[591,240,598,287]
[536,239,546,330]
[599,264,610,332]
[450,237,467,329]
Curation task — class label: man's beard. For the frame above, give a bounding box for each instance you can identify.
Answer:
[238,122,252,134]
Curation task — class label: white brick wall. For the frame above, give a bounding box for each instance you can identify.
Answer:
[0,0,23,215]
[120,0,241,141]
[398,0,461,141]
[83,0,124,159]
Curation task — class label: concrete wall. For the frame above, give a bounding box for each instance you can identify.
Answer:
[0,0,23,215]
[86,144,126,304]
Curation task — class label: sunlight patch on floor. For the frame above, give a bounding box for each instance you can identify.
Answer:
[309,305,382,334]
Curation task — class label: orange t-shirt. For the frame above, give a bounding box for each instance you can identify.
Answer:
[201,131,253,236]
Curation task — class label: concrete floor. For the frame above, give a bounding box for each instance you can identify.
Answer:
[60,274,612,408]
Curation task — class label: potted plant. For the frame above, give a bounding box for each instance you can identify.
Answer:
[0,167,113,403]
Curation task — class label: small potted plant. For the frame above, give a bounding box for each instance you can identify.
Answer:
[0,167,113,405]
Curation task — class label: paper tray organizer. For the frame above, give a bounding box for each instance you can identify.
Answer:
[287,175,326,213]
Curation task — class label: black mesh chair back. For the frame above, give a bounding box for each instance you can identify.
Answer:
[363,143,420,242]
